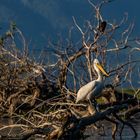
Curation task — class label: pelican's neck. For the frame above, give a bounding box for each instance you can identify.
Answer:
[94,65,103,82]
[97,70,103,81]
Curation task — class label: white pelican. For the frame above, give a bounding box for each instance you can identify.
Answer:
[76,59,109,110]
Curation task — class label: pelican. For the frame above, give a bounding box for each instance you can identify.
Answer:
[76,59,109,110]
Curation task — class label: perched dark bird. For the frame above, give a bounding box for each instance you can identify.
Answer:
[98,21,107,33]
[94,21,107,40]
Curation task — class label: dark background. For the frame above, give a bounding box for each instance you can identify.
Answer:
[0,0,140,46]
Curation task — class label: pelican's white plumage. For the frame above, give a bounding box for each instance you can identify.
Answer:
[76,59,109,103]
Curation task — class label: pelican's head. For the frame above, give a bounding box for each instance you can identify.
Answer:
[93,59,109,77]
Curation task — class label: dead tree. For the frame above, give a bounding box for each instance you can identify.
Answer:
[0,0,140,140]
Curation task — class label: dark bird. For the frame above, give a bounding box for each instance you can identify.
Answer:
[98,21,107,33]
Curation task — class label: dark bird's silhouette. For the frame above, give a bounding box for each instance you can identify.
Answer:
[98,21,107,33]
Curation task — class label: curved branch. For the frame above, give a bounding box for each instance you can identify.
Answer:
[113,113,137,138]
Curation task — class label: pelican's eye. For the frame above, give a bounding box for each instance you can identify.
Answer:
[96,63,100,66]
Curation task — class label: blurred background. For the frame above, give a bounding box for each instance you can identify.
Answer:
[0,0,140,47]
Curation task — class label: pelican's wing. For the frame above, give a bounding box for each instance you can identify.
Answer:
[76,81,96,103]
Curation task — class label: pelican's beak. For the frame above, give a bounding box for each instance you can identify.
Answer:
[96,63,109,77]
